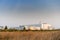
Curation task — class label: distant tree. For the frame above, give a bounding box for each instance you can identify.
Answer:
[5,26,8,30]
[23,27,25,30]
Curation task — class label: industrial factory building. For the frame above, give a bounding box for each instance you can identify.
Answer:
[41,23,53,30]
[0,23,54,30]
[23,23,53,30]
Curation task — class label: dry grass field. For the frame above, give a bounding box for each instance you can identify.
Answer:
[0,30,60,40]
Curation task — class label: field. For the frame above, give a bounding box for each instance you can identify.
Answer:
[0,30,60,40]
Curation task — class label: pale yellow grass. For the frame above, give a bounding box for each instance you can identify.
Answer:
[0,31,60,40]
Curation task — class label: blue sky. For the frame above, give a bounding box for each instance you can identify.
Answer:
[0,0,60,28]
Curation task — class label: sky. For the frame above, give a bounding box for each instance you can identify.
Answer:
[0,0,60,28]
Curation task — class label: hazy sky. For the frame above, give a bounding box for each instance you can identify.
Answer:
[0,0,60,28]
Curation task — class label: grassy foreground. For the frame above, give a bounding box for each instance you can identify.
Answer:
[0,30,60,40]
